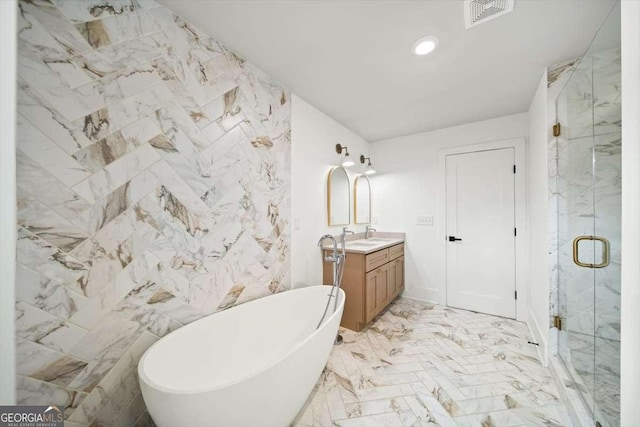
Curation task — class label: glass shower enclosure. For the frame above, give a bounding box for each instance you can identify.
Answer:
[554,2,621,426]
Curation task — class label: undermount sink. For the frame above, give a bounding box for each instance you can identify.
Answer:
[348,241,379,247]
[348,238,399,247]
[322,235,404,253]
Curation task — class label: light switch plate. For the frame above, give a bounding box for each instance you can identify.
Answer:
[417,215,434,226]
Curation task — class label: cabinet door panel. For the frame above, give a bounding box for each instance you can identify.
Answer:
[365,270,378,323]
[366,265,389,323]
[387,260,398,301]
[375,265,389,309]
[396,256,404,294]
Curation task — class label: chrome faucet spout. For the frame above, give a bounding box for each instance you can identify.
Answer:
[342,227,355,235]
[317,234,336,249]
[365,225,377,240]
[340,227,354,246]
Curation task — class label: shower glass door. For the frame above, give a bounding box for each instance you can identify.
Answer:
[556,2,621,426]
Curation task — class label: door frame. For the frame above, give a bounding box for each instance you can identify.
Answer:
[438,137,527,322]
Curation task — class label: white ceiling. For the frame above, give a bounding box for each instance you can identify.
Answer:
[159,0,616,141]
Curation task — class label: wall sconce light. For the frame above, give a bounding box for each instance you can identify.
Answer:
[336,143,354,167]
[360,155,376,175]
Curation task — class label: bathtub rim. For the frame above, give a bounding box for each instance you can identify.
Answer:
[138,285,345,395]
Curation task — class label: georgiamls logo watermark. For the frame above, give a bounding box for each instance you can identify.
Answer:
[0,405,64,427]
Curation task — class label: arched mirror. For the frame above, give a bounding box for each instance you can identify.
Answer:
[327,166,350,226]
[354,175,371,224]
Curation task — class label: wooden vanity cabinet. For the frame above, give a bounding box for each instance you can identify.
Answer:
[323,243,404,331]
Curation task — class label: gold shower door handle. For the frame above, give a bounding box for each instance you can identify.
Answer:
[572,235,610,268]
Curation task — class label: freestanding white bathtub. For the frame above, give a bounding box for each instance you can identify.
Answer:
[138,285,345,427]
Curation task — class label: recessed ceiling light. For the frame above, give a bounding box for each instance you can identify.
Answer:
[412,36,439,56]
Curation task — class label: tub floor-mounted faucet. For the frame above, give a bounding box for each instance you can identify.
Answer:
[317,234,347,344]
[318,234,339,264]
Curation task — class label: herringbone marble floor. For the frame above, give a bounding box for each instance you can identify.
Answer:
[294,298,571,427]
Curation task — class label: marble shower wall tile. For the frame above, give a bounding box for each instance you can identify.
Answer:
[541,50,622,427]
[547,47,621,425]
[548,48,621,343]
[15,0,291,424]
[593,48,622,136]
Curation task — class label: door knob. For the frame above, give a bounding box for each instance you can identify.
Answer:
[448,236,462,242]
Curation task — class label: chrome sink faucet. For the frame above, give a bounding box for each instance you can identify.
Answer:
[365,225,377,240]
[341,227,354,253]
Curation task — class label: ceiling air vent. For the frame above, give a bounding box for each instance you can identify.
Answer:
[464,0,514,29]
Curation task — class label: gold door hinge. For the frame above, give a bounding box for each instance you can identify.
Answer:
[553,122,561,137]
[553,315,562,330]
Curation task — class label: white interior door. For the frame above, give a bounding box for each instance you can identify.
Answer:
[445,148,516,318]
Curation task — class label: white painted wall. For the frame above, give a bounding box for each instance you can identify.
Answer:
[620,1,640,425]
[526,71,550,365]
[0,0,16,405]
[290,95,370,288]
[369,113,529,306]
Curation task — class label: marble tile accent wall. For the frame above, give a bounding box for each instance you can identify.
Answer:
[15,1,291,425]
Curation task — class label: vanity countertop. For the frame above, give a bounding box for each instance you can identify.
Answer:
[321,232,405,255]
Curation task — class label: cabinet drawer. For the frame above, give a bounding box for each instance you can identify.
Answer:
[365,248,389,272]
[389,243,404,260]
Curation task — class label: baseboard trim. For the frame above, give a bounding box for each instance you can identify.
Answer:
[400,295,440,305]
[526,308,548,367]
